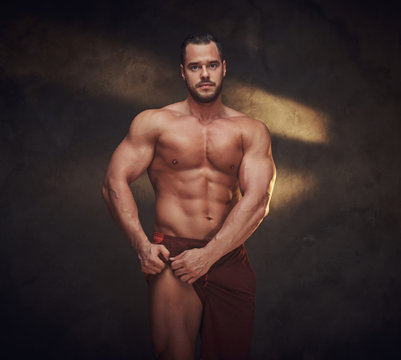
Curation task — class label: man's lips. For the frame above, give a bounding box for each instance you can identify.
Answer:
[197,82,215,88]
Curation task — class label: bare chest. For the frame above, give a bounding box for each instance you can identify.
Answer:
[152,120,243,174]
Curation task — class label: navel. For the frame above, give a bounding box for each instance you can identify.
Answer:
[172,159,178,165]
[230,164,235,170]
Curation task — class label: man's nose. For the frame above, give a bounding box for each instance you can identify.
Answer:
[200,65,209,79]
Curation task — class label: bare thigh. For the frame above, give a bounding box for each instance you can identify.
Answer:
[148,266,202,360]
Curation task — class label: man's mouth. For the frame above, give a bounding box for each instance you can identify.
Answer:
[197,82,215,88]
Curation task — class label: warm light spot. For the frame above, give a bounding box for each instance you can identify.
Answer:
[225,79,329,144]
[270,167,318,209]
[3,19,326,210]
[4,19,329,146]
[3,19,179,107]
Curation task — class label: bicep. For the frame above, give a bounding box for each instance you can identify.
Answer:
[239,152,275,198]
[239,123,276,197]
[106,139,153,184]
[105,112,158,184]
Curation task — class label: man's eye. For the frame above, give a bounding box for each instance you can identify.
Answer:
[209,64,217,69]
[190,66,199,71]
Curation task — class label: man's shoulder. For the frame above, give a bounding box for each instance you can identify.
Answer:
[223,107,271,152]
[130,104,184,129]
[133,107,177,122]
[162,101,187,115]
[224,106,269,132]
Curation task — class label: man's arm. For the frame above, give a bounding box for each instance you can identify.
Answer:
[171,120,276,283]
[205,121,276,257]
[102,110,170,275]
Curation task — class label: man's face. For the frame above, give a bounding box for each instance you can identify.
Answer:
[180,42,226,104]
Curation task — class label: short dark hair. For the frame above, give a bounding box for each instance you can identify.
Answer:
[180,32,224,65]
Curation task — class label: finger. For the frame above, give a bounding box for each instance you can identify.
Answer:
[188,275,200,284]
[141,266,157,275]
[145,259,164,273]
[146,262,166,274]
[179,274,192,283]
[170,250,187,262]
[141,261,161,273]
[151,255,167,269]
[170,259,184,270]
[158,245,170,261]
[186,277,196,284]
[154,261,166,273]
[173,268,187,277]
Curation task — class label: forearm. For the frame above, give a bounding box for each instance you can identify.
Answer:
[102,179,150,253]
[204,194,269,263]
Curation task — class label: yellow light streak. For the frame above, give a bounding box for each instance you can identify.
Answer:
[3,19,327,208]
[225,79,329,144]
[270,167,318,210]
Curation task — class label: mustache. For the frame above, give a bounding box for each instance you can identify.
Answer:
[196,81,216,88]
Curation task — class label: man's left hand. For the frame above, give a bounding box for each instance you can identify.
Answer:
[170,248,213,284]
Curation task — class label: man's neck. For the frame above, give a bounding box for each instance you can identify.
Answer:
[185,95,225,123]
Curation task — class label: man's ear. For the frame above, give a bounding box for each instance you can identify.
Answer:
[180,64,186,80]
[223,60,227,77]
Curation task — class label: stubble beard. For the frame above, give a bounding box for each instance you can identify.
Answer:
[186,79,223,104]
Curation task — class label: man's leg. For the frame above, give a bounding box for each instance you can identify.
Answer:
[148,266,202,360]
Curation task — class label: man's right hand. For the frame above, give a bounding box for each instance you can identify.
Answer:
[138,244,170,275]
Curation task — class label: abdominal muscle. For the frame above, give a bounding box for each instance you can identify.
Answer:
[151,170,240,240]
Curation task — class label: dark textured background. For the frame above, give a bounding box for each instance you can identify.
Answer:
[1,0,401,359]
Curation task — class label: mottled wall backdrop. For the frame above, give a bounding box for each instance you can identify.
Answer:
[1,0,401,359]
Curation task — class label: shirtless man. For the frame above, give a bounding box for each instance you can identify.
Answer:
[102,33,276,360]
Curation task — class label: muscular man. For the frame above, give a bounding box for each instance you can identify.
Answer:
[102,33,276,360]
